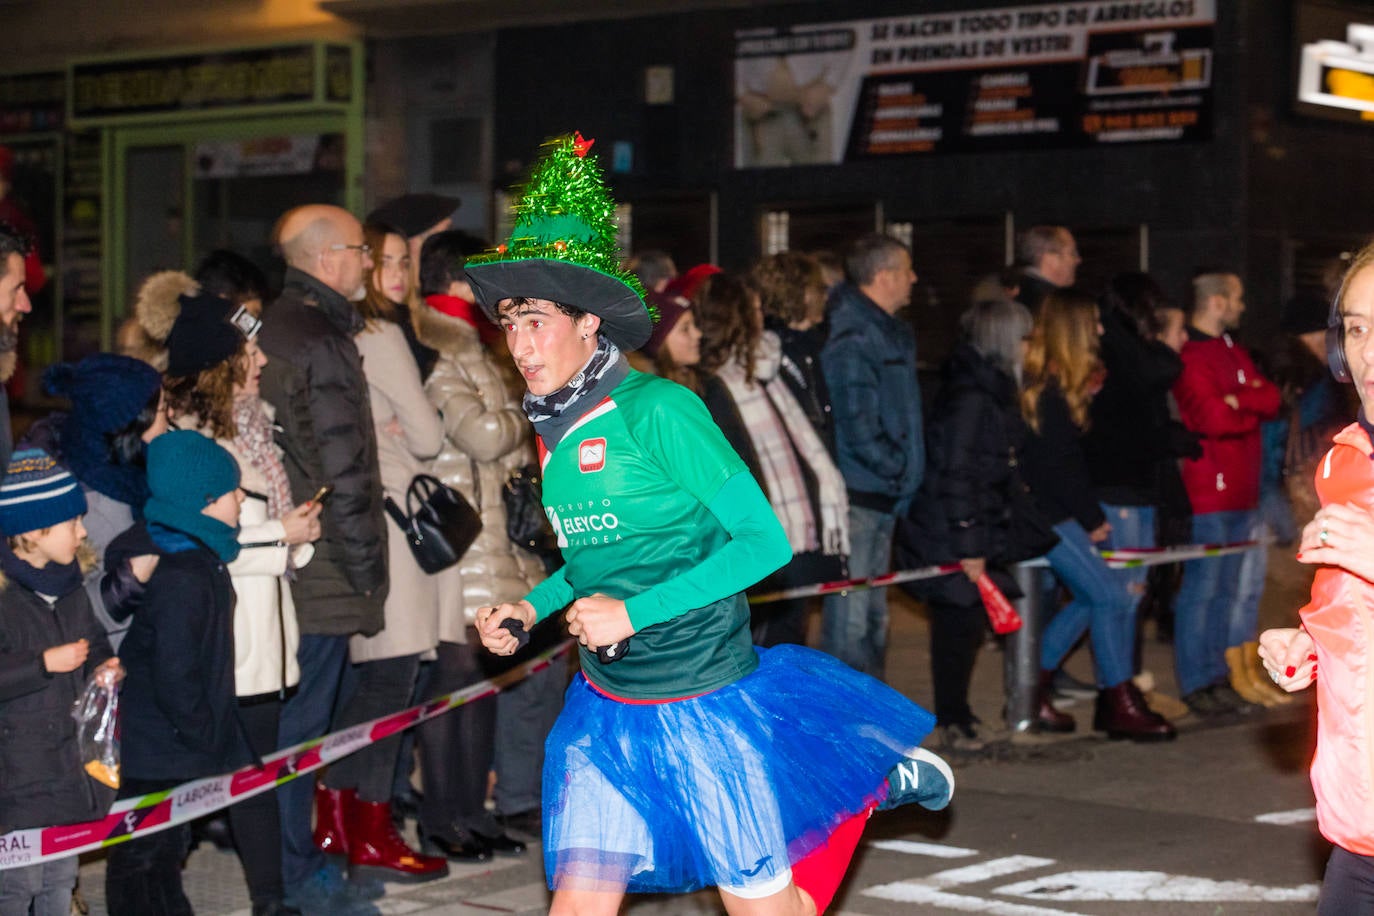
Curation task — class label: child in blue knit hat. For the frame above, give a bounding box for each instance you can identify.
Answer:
[100,430,252,915]
[0,447,124,915]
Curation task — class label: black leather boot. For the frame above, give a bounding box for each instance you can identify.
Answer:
[1035,670,1076,733]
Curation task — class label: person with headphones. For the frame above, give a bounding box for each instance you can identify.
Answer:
[1261,239,1374,914]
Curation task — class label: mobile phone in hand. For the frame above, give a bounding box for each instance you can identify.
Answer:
[311,484,335,505]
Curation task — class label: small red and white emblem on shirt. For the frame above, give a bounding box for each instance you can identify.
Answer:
[578,438,607,473]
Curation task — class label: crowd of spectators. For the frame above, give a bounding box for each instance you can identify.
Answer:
[0,204,1341,915]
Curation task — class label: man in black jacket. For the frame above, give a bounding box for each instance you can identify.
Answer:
[259,203,387,913]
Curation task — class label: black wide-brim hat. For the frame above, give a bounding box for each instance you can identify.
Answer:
[465,255,653,351]
[367,193,461,239]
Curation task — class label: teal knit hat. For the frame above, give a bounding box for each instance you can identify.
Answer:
[144,429,237,514]
[143,431,242,561]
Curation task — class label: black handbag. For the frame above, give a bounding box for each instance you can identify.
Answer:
[384,474,482,574]
[503,464,559,559]
[999,473,1060,565]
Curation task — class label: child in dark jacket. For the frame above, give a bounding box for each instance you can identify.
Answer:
[101,430,250,916]
[0,447,123,916]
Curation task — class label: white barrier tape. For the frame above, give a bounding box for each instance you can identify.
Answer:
[748,540,1263,605]
[0,640,572,870]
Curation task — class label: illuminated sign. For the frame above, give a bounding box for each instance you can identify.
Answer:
[1299,23,1374,114]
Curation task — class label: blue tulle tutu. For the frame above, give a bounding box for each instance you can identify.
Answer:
[541,644,935,895]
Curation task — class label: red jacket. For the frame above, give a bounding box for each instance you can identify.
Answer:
[1172,330,1280,514]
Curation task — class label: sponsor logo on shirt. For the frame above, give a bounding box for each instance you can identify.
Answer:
[547,499,623,547]
[578,438,606,473]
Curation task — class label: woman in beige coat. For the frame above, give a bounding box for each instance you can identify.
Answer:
[315,223,451,883]
[412,230,562,860]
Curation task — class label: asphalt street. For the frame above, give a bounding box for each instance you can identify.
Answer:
[71,544,1326,915]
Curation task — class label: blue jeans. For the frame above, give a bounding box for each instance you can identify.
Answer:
[277,633,350,889]
[1172,509,1254,696]
[1100,503,1155,611]
[0,857,78,916]
[1231,513,1269,648]
[1039,519,1134,688]
[821,505,896,678]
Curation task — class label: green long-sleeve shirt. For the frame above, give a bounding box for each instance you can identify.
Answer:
[524,371,790,699]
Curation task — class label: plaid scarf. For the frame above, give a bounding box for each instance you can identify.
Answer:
[232,396,295,522]
[718,332,850,556]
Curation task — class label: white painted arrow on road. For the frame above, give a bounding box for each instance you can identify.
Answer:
[996,870,1320,903]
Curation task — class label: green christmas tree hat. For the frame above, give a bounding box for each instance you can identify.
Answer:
[465,132,655,350]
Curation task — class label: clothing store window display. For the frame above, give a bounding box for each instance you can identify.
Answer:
[1260,240,1374,914]
[465,132,952,916]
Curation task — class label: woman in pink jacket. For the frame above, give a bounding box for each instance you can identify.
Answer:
[1261,239,1374,914]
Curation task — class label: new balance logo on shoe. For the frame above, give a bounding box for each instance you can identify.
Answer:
[879,748,955,812]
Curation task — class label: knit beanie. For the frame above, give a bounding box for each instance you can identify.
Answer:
[44,353,162,508]
[640,291,693,360]
[45,353,162,436]
[165,289,258,378]
[145,430,240,515]
[0,447,88,536]
[368,193,460,239]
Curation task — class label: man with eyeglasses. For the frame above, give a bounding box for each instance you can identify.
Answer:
[258,204,390,915]
[1015,224,1081,311]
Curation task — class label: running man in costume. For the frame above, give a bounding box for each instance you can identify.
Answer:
[468,132,951,916]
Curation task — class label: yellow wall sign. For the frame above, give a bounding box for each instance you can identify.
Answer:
[69,44,353,123]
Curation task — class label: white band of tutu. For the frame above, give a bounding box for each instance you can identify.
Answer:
[718,867,793,900]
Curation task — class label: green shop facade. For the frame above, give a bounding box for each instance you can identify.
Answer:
[0,40,364,401]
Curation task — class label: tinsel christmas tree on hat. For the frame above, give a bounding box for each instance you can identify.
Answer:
[465,132,655,351]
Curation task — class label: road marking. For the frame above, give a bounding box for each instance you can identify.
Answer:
[868,839,979,858]
[864,883,1081,915]
[996,870,1321,902]
[923,856,1059,888]
[1255,807,1317,825]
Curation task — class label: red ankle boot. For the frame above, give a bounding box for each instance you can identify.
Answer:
[312,784,350,859]
[345,794,449,884]
[1094,681,1177,742]
[1035,671,1076,733]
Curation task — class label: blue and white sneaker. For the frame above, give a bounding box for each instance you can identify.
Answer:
[879,747,954,812]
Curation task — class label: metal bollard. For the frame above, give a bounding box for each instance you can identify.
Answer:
[1003,562,1048,732]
